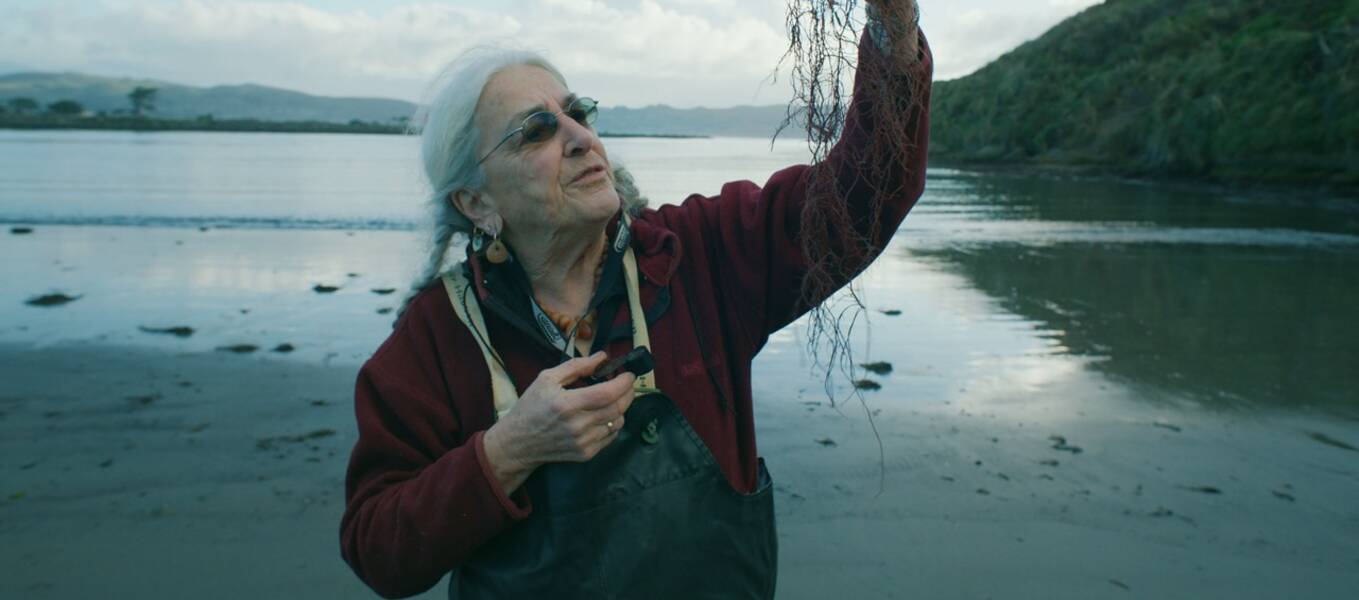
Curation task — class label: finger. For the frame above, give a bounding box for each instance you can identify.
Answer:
[564,411,623,459]
[567,371,635,411]
[545,351,609,386]
[604,415,625,443]
[614,381,637,415]
[578,383,631,423]
[590,414,626,448]
[597,374,637,416]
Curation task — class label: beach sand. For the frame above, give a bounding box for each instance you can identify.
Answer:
[3,226,1358,599]
[3,343,1357,599]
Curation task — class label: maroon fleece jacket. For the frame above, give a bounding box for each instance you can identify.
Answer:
[341,31,933,599]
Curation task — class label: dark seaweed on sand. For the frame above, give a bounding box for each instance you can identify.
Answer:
[853,379,881,391]
[11,227,33,234]
[256,428,336,451]
[217,344,259,353]
[1306,431,1358,452]
[312,284,340,293]
[1179,485,1223,495]
[138,325,195,337]
[1048,435,1084,453]
[126,393,160,406]
[860,361,893,375]
[272,343,295,353]
[371,288,396,295]
[25,293,80,307]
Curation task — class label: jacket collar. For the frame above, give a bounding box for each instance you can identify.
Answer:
[467,209,681,298]
[624,210,682,287]
[462,209,682,357]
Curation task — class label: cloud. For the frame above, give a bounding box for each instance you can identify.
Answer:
[0,0,1104,105]
[919,0,1103,80]
[457,0,791,107]
[0,0,522,100]
[0,0,791,107]
[532,1,784,77]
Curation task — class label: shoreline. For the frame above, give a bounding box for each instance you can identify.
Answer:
[928,157,1359,200]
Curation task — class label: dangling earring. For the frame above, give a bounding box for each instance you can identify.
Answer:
[485,232,509,264]
[472,228,508,263]
[471,227,486,252]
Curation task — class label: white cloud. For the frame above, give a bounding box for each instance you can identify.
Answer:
[0,0,1105,105]
[0,0,522,99]
[533,0,784,77]
[919,0,1103,80]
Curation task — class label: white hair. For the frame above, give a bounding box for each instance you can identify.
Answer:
[396,46,647,322]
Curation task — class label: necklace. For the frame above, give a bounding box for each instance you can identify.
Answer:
[534,250,606,342]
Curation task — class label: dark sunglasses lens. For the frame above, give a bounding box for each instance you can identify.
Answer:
[522,112,558,143]
[569,98,598,125]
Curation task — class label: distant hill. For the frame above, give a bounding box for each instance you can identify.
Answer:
[600,104,798,138]
[0,72,416,124]
[929,0,1359,186]
[0,71,798,137]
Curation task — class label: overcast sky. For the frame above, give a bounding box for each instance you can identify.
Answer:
[0,0,1101,108]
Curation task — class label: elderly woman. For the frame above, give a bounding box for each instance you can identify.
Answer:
[341,4,931,599]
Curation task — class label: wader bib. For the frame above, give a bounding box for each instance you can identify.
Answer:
[441,242,777,599]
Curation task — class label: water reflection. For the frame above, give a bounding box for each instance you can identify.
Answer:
[907,170,1359,415]
[924,169,1359,235]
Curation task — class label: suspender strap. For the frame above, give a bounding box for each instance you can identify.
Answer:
[443,243,656,414]
[443,270,519,418]
[621,247,656,392]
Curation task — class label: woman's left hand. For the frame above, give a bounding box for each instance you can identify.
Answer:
[481,352,635,494]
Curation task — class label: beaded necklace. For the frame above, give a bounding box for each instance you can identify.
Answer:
[533,249,607,342]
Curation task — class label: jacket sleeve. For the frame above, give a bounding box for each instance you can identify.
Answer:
[656,29,934,356]
[339,300,531,599]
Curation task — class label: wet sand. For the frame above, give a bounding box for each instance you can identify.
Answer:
[3,226,1358,599]
[2,341,1356,599]
[0,344,373,598]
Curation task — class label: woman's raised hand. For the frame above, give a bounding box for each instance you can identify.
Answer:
[865,0,920,59]
[481,351,636,494]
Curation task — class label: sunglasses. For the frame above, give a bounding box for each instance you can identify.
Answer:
[477,96,599,165]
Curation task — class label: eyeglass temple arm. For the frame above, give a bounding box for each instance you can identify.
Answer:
[477,127,523,165]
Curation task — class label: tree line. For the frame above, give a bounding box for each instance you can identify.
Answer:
[0,85,407,134]
[2,86,158,118]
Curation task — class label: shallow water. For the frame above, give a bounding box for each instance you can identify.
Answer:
[894,170,1359,415]
[2,130,1356,415]
[0,129,812,229]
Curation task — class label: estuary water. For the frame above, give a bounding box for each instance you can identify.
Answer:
[2,129,1357,415]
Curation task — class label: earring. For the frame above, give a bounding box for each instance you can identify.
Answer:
[485,232,509,264]
[471,228,486,252]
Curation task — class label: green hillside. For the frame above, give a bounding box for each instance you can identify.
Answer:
[929,0,1359,186]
